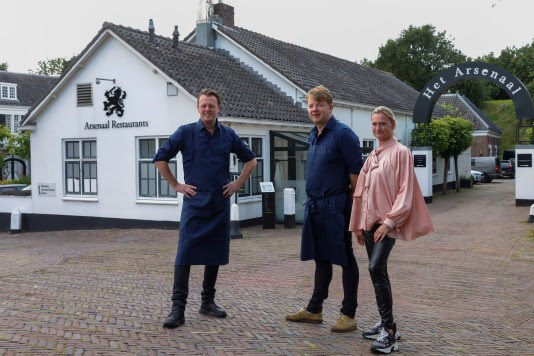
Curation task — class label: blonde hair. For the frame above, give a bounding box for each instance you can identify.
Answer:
[372,106,397,130]
[306,85,333,105]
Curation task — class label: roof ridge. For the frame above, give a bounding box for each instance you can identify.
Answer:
[105,21,208,51]
[224,25,368,70]
[0,71,58,79]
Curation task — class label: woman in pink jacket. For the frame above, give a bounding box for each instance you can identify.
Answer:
[349,106,434,354]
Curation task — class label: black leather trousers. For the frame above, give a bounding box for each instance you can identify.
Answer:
[364,225,396,330]
[171,265,219,310]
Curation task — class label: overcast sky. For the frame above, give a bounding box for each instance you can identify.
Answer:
[2,0,533,73]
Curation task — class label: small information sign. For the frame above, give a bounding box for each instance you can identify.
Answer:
[517,154,532,168]
[38,183,56,197]
[414,155,427,168]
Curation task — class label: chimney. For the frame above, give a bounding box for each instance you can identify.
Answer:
[148,19,155,43]
[172,25,180,48]
[213,2,234,27]
[196,1,215,48]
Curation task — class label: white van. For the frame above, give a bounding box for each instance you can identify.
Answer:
[471,157,500,182]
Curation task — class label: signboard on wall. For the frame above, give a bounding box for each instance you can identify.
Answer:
[38,183,56,197]
[414,155,427,168]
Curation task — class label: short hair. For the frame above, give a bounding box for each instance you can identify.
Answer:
[306,85,333,105]
[372,106,397,129]
[197,88,221,106]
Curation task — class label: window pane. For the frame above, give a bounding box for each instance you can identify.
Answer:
[1,86,7,98]
[159,162,177,197]
[139,139,156,159]
[9,87,15,99]
[66,141,79,159]
[252,138,262,157]
[159,137,170,148]
[251,159,263,195]
[83,140,97,158]
[13,115,19,133]
[66,162,80,194]
[5,114,11,132]
[139,162,156,197]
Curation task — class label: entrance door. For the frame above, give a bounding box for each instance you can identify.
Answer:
[271,131,309,223]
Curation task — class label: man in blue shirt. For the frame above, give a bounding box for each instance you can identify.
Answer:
[286,85,363,332]
[154,89,257,328]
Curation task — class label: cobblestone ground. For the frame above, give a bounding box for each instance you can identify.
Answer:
[0,179,532,355]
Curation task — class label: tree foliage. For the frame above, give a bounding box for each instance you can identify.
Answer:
[477,40,534,99]
[0,62,7,71]
[0,128,31,175]
[442,117,474,192]
[32,56,76,76]
[362,25,465,91]
[361,25,533,104]
[411,116,473,194]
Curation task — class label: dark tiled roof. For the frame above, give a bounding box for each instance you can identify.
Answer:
[216,25,421,113]
[0,71,57,107]
[436,94,502,133]
[106,23,309,123]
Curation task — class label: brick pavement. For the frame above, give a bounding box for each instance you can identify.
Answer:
[0,179,532,355]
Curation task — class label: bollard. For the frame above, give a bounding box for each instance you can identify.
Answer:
[10,208,21,234]
[230,203,243,239]
[529,204,534,223]
[284,188,296,228]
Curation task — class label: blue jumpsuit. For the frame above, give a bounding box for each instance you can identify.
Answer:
[154,119,255,266]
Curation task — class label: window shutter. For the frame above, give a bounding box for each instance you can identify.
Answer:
[77,83,93,106]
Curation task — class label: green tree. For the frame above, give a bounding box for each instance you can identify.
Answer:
[0,125,11,171]
[32,56,76,76]
[361,24,494,104]
[361,25,466,91]
[478,41,534,99]
[442,117,474,192]
[0,62,7,71]
[0,128,30,179]
[411,119,451,194]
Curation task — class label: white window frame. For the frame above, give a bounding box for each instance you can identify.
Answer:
[2,114,22,133]
[0,83,17,100]
[136,136,178,200]
[237,136,264,199]
[63,139,98,196]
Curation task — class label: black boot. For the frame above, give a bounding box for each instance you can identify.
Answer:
[163,307,184,328]
[199,301,227,318]
[199,266,226,318]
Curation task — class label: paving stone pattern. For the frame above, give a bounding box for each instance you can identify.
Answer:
[0,180,532,355]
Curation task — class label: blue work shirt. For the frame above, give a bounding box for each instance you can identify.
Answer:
[306,116,363,199]
[154,119,255,192]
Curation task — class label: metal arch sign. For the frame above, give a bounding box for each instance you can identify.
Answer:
[413,62,534,123]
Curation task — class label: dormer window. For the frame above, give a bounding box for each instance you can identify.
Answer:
[0,83,17,100]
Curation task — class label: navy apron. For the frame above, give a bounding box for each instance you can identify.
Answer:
[175,128,231,265]
[300,138,350,266]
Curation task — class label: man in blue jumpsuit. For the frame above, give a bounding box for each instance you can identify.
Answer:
[154,89,257,328]
[286,85,363,332]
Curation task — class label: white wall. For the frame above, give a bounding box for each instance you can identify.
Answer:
[30,36,197,222]
[0,195,32,214]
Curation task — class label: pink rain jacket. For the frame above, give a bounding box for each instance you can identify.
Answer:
[349,137,434,241]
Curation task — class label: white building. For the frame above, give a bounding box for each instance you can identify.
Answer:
[0,71,56,179]
[1,2,465,231]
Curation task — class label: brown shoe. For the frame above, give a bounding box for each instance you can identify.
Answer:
[331,313,357,332]
[285,308,323,323]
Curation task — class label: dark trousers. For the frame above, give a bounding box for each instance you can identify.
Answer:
[171,265,219,310]
[364,226,396,330]
[306,214,359,317]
